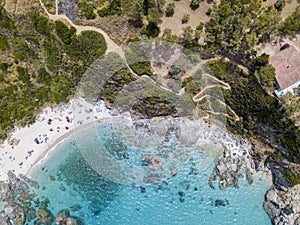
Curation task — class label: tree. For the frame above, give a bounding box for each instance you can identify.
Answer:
[141,22,160,37]
[181,26,194,45]
[162,29,178,43]
[78,0,97,20]
[255,64,276,91]
[190,0,201,10]
[205,0,280,63]
[0,35,9,50]
[253,53,269,70]
[165,2,175,17]
[55,21,76,45]
[274,0,285,12]
[128,0,144,27]
[279,6,300,35]
[182,13,190,24]
[148,7,162,25]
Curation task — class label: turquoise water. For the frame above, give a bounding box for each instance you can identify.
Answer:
[29,121,272,225]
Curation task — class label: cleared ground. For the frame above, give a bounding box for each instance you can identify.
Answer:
[160,0,211,37]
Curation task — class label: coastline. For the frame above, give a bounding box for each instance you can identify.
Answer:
[0,98,113,182]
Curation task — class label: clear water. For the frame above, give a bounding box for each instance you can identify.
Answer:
[28,122,272,225]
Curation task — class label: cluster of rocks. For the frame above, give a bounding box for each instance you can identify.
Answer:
[264,184,300,225]
[0,172,82,225]
[263,155,300,225]
[209,155,255,189]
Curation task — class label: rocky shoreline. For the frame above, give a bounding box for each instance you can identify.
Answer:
[0,117,299,225]
[0,171,82,225]
[263,156,300,225]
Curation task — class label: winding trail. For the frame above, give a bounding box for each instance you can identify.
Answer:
[38,0,239,121]
[38,0,118,51]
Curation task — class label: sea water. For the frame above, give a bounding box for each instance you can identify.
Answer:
[29,121,272,225]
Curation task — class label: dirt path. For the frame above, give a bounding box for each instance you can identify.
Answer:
[39,0,118,51]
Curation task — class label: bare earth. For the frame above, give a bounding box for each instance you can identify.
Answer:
[160,0,211,37]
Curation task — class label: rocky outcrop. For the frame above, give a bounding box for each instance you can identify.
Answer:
[0,182,14,202]
[266,157,292,190]
[209,156,254,189]
[264,184,300,225]
[37,208,53,225]
[55,210,81,225]
[56,210,69,224]
[0,172,83,225]
[0,203,25,225]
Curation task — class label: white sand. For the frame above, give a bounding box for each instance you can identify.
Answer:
[0,98,113,182]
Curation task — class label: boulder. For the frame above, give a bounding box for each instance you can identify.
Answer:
[37,208,53,225]
[0,182,14,201]
[55,210,69,225]
[66,217,79,225]
[3,203,25,225]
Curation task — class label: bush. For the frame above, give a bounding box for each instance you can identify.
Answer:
[279,5,300,35]
[0,62,8,72]
[182,14,190,24]
[55,21,76,45]
[97,0,122,17]
[274,0,285,12]
[0,6,16,30]
[16,66,30,85]
[67,30,107,65]
[190,0,201,10]
[0,35,9,50]
[141,22,160,38]
[78,0,97,20]
[31,11,53,36]
[286,169,300,186]
[165,3,175,17]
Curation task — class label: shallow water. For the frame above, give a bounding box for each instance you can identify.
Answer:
[26,120,273,225]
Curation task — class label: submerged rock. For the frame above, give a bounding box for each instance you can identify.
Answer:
[37,208,53,225]
[66,217,79,225]
[55,210,69,224]
[215,199,226,207]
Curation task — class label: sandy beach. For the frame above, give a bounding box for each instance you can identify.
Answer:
[0,98,113,182]
[0,96,254,184]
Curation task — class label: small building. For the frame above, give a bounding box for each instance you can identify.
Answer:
[269,45,300,97]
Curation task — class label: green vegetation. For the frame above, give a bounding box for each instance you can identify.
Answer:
[0,6,16,30]
[254,64,276,92]
[168,65,183,80]
[0,6,107,140]
[207,60,300,161]
[55,21,76,45]
[78,0,97,20]
[41,0,56,14]
[0,35,9,50]
[30,10,53,36]
[182,14,190,24]
[286,169,300,186]
[279,6,300,35]
[140,0,165,37]
[67,30,107,65]
[125,42,155,77]
[205,0,280,64]
[274,0,285,12]
[165,2,175,17]
[97,0,122,17]
[131,96,177,118]
[190,0,201,10]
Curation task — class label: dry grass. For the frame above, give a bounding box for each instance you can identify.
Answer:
[4,0,40,13]
[160,0,211,37]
